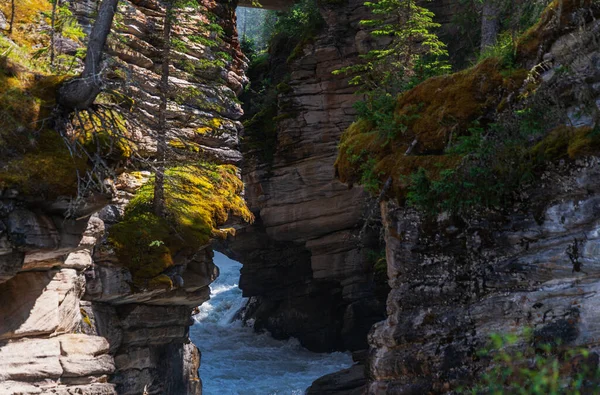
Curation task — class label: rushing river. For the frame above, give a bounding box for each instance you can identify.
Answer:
[190,252,352,395]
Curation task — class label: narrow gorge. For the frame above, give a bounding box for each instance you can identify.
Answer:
[1,0,600,394]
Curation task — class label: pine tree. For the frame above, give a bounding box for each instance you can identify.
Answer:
[153,0,174,218]
[334,0,449,95]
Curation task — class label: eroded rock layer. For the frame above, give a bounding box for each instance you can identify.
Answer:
[0,0,247,393]
[223,0,388,353]
[367,11,600,393]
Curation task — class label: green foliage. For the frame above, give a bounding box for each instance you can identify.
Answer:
[271,0,324,42]
[48,2,85,41]
[468,332,600,394]
[478,31,517,68]
[334,0,449,94]
[404,96,596,215]
[171,38,188,53]
[237,7,277,53]
[189,34,218,48]
[405,107,546,214]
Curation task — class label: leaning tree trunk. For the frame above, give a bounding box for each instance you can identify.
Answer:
[153,1,174,218]
[57,0,119,111]
[8,0,15,35]
[481,0,502,52]
[50,0,59,66]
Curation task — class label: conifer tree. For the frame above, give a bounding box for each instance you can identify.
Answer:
[334,0,449,95]
[153,0,174,218]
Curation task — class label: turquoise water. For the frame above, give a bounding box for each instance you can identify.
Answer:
[190,252,352,395]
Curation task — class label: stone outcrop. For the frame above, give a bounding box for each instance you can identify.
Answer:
[0,0,247,393]
[367,8,600,393]
[0,195,117,394]
[0,192,211,394]
[222,0,388,353]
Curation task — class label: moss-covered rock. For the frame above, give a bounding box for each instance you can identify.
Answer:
[108,164,253,285]
[335,58,527,198]
[532,125,600,160]
[516,0,600,67]
[335,0,600,206]
[0,58,86,197]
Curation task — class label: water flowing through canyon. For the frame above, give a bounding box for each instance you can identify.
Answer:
[190,253,353,394]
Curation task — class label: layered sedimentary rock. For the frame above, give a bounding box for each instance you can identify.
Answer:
[223,0,388,353]
[225,0,470,356]
[0,196,118,394]
[367,9,600,393]
[0,0,247,393]
[78,0,248,393]
[0,193,212,394]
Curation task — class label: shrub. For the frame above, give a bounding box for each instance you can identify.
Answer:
[468,332,600,394]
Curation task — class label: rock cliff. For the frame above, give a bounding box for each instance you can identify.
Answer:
[0,0,247,393]
[222,0,388,353]
[366,3,600,393]
[222,0,471,357]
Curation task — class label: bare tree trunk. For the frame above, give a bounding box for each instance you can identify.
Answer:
[242,7,247,41]
[153,1,174,218]
[481,0,502,52]
[50,0,59,66]
[8,0,15,36]
[58,0,119,111]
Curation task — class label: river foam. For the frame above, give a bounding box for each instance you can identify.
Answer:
[190,252,352,395]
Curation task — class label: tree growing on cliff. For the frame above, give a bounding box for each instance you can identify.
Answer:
[153,0,174,218]
[57,0,119,111]
[334,0,449,95]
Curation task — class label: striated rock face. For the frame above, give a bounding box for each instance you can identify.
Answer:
[222,0,388,353]
[0,194,212,394]
[367,13,600,393]
[0,0,247,393]
[224,0,471,355]
[0,196,117,394]
[82,200,217,394]
[75,0,247,393]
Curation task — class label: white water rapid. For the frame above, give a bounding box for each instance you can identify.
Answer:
[190,252,353,395]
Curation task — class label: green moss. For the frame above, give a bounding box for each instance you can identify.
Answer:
[77,109,132,162]
[0,133,87,196]
[516,0,598,66]
[148,274,174,289]
[0,0,51,48]
[335,58,524,198]
[531,125,599,160]
[286,37,314,63]
[276,82,292,94]
[0,58,86,197]
[108,164,254,285]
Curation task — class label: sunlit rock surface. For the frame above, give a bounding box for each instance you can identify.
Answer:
[0,0,246,393]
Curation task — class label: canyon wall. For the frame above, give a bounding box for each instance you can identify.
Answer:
[223,0,388,353]
[367,7,600,393]
[224,0,470,356]
[0,0,247,393]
